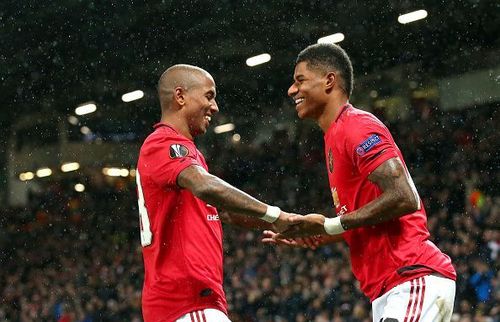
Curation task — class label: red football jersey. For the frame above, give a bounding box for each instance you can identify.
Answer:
[324,104,456,301]
[136,123,227,322]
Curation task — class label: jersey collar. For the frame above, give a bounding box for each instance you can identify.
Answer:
[153,122,178,133]
[153,122,195,141]
[334,102,352,123]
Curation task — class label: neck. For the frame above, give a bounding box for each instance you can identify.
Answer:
[160,114,194,140]
[317,95,349,133]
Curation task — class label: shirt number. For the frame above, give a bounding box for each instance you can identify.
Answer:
[136,169,153,246]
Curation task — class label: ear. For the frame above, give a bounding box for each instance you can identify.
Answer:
[325,72,336,90]
[173,87,186,106]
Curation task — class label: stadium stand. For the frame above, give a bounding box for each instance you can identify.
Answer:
[1,104,498,322]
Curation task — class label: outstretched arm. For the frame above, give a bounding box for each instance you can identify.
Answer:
[177,165,297,231]
[218,210,273,230]
[280,157,420,238]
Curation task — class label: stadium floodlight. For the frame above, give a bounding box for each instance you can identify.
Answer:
[232,133,241,142]
[102,167,121,177]
[19,171,35,181]
[246,53,271,67]
[75,103,97,116]
[80,126,91,135]
[102,167,130,177]
[398,10,428,24]
[122,90,144,102]
[214,123,235,134]
[317,33,345,44]
[68,115,79,125]
[36,167,52,178]
[74,183,85,192]
[61,162,80,173]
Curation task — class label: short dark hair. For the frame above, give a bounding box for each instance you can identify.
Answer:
[296,43,354,97]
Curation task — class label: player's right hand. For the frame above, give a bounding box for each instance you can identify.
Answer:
[271,211,301,233]
[262,230,321,249]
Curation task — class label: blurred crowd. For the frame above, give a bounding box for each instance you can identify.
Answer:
[1,103,498,322]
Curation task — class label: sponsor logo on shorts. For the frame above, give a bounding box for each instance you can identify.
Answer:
[356,134,381,156]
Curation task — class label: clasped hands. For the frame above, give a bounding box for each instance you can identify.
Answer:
[267,211,328,249]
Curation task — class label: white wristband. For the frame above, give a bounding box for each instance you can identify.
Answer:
[324,216,346,235]
[261,206,281,223]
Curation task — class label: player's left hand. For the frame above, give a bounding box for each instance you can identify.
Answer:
[278,213,327,238]
[262,230,321,249]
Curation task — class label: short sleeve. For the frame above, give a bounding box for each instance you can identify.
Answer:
[140,133,199,188]
[345,116,399,178]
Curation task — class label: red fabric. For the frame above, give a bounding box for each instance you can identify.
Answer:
[137,123,227,322]
[324,105,456,301]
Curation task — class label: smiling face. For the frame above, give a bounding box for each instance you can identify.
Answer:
[287,61,329,120]
[183,73,218,138]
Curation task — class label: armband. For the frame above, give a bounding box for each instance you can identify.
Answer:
[261,206,281,223]
[324,216,346,235]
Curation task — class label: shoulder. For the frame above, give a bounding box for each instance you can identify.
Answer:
[344,107,385,128]
[143,127,191,147]
[340,107,389,147]
[140,127,194,158]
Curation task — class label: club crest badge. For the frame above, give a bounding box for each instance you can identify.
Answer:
[169,144,189,158]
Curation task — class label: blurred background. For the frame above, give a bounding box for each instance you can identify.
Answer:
[1,0,499,321]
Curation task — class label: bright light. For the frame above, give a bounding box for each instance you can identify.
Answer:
[214,123,235,134]
[122,90,144,102]
[75,103,97,116]
[19,172,35,181]
[232,133,241,142]
[246,53,271,67]
[74,183,85,192]
[36,167,52,178]
[129,169,137,177]
[102,167,129,177]
[120,168,130,177]
[317,33,345,44]
[61,162,80,173]
[103,167,121,177]
[68,115,79,125]
[398,10,428,24]
[80,126,91,135]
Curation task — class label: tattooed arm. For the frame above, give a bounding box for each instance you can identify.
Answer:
[177,165,298,231]
[279,157,420,238]
[218,210,273,230]
[340,156,420,229]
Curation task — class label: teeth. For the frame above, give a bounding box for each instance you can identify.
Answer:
[205,116,211,121]
[295,98,304,104]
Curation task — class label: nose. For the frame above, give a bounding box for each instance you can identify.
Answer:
[211,100,219,113]
[288,83,298,98]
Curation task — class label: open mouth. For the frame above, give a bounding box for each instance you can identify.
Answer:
[294,97,304,106]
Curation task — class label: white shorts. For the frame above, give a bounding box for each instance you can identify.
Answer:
[372,274,456,322]
[176,308,231,322]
